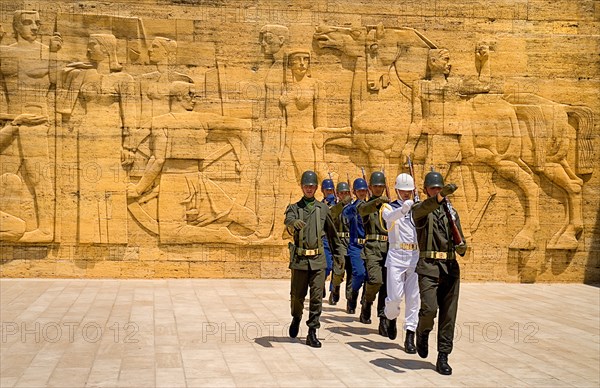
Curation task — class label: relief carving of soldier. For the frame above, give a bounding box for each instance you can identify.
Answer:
[0,10,62,243]
[57,33,137,244]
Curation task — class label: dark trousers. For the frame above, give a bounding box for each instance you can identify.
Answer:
[290,268,326,329]
[417,273,460,354]
[344,256,353,300]
[347,244,367,292]
[363,242,387,316]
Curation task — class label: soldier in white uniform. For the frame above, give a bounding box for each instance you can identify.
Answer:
[380,173,420,353]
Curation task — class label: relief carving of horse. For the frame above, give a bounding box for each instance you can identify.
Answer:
[313,24,435,177]
[314,24,594,251]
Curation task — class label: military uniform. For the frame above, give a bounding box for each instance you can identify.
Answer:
[285,196,341,333]
[341,196,367,313]
[329,197,350,303]
[357,196,389,325]
[321,191,336,295]
[412,172,466,375]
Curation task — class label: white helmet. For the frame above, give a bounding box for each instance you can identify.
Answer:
[394,173,415,190]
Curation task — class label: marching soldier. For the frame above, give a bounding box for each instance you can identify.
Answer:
[328,181,352,305]
[342,178,369,314]
[285,171,342,348]
[321,178,336,298]
[412,171,467,375]
[357,171,390,336]
[380,173,420,353]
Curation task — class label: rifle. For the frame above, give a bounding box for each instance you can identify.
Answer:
[360,167,372,197]
[406,156,420,202]
[328,172,337,202]
[382,166,391,199]
[442,198,463,246]
[345,172,353,200]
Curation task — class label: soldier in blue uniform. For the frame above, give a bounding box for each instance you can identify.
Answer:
[328,181,352,305]
[341,178,369,314]
[321,178,336,299]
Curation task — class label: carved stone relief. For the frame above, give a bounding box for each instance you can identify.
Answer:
[0,3,597,282]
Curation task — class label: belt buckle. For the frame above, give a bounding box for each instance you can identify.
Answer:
[305,249,318,256]
[435,252,447,259]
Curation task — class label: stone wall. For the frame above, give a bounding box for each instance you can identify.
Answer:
[0,0,598,283]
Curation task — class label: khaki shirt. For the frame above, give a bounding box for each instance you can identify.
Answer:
[284,198,341,271]
[412,195,466,278]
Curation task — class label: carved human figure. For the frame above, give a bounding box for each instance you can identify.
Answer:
[253,24,289,239]
[411,48,541,249]
[57,33,137,244]
[280,49,328,181]
[127,37,194,177]
[127,81,258,243]
[405,49,483,241]
[0,10,62,243]
[139,37,192,121]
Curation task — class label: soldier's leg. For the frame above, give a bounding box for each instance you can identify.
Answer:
[384,264,403,320]
[307,268,326,329]
[349,246,366,292]
[290,269,309,320]
[363,254,383,304]
[417,274,439,335]
[436,273,460,354]
[344,255,353,300]
[404,266,420,332]
[377,258,387,317]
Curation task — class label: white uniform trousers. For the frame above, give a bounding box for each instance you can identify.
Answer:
[384,265,420,331]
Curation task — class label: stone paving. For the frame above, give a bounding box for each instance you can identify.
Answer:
[0,279,598,387]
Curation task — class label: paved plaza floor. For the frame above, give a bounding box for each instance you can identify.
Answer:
[0,279,598,387]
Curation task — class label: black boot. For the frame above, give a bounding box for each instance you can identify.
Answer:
[306,328,322,348]
[289,317,301,338]
[359,302,372,324]
[436,352,452,375]
[404,330,416,354]
[377,317,388,337]
[328,286,340,305]
[387,318,397,340]
[416,330,430,359]
[346,291,358,314]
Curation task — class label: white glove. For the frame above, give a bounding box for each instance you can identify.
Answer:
[401,199,414,214]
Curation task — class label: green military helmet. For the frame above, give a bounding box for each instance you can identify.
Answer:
[424,171,444,188]
[336,181,350,193]
[301,170,318,186]
[369,171,386,186]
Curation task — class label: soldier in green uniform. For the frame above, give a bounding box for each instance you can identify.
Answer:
[285,170,342,348]
[412,171,467,375]
[328,181,352,305]
[357,171,390,336]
